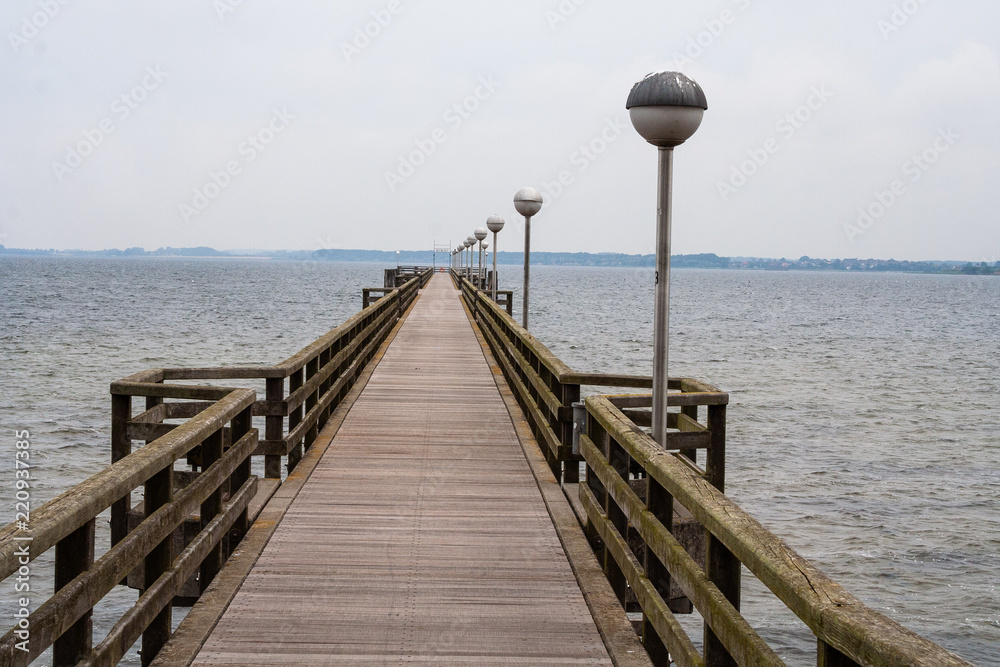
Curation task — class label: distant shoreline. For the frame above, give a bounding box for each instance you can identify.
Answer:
[1,246,997,275]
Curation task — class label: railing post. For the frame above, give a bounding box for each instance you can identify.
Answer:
[319,345,333,426]
[229,406,253,546]
[110,394,132,546]
[706,404,727,491]
[818,639,862,666]
[305,357,319,449]
[199,429,224,593]
[53,518,95,667]
[643,478,672,665]
[558,381,581,483]
[332,335,346,408]
[141,464,173,665]
[703,401,738,667]
[679,402,698,466]
[287,368,304,472]
[265,377,283,479]
[704,535,740,667]
[598,424,629,608]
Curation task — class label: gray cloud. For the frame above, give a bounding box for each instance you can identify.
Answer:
[1,0,997,260]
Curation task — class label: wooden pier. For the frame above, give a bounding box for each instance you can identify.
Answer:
[0,268,975,667]
[189,274,612,665]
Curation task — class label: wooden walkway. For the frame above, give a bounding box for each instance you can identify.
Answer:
[192,274,613,665]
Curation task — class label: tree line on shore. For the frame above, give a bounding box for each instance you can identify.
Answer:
[2,245,997,274]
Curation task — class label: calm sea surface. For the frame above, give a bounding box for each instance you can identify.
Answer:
[1,257,997,664]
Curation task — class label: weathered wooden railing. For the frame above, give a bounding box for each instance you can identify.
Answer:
[455,272,724,486]
[581,396,971,667]
[455,271,971,667]
[0,391,257,666]
[0,268,432,666]
[114,269,429,486]
[365,265,433,307]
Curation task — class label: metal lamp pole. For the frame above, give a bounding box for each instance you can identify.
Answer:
[626,71,708,448]
[481,240,489,287]
[474,228,487,289]
[513,187,543,329]
[487,214,505,301]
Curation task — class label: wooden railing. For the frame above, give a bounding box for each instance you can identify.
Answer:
[0,268,432,666]
[455,272,726,488]
[580,396,971,667]
[455,271,970,667]
[0,392,256,666]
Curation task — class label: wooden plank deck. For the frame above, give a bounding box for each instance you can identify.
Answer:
[192,273,613,666]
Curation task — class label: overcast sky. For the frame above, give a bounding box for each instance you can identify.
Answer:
[1,1,997,260]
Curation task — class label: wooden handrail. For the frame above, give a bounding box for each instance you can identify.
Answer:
[582,395,972,667]
[0,389,254,580]
[456,272,727,486]
[0,390,257,665]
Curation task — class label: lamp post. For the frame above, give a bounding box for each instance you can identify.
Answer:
[513,187,543,329]
[481,240,489,287]
[474,227,488,289]
[465,237,475,280]
[626,71,707,448]
[487,214,505,301]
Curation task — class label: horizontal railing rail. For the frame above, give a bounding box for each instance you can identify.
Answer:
[580,395,972,667]
[0,390,257,666]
